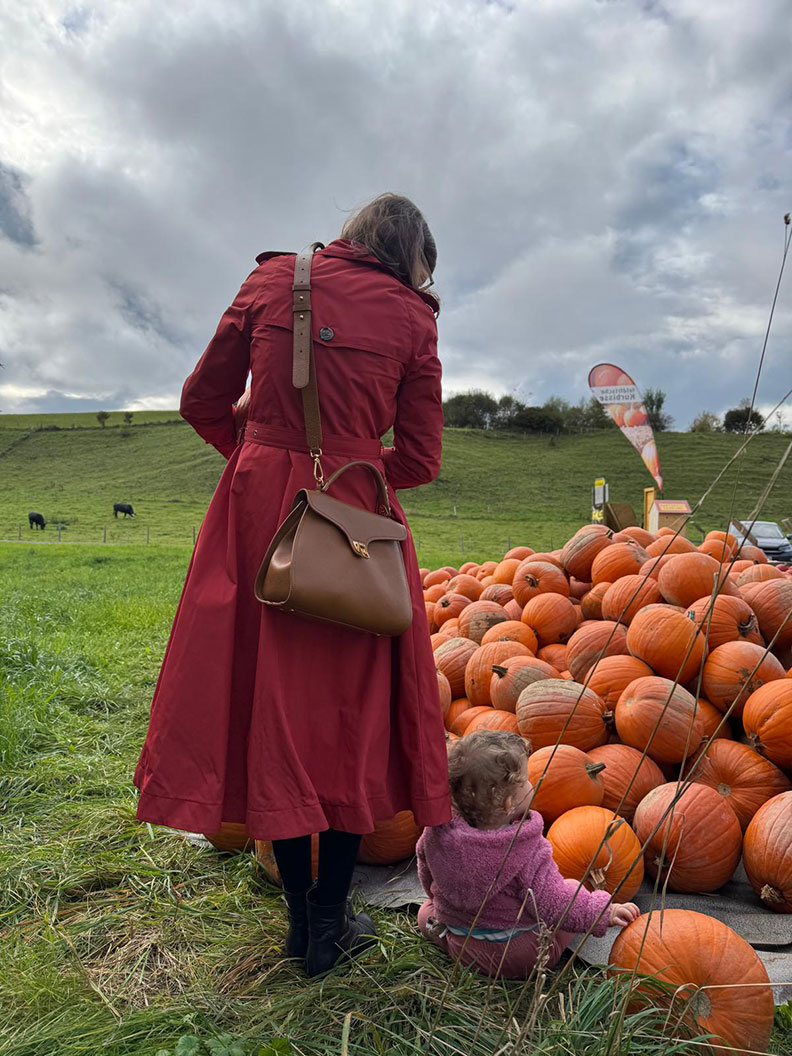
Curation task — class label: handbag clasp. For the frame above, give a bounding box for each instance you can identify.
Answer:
[352,541,370,559]
[311,448,325,487]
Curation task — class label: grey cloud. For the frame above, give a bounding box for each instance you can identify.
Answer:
[0,163,37,247]
[0,0,789,431]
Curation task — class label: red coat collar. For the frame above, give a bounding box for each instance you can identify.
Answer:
[255,239,439,313]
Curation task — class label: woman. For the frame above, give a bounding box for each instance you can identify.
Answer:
[133,193,452,976]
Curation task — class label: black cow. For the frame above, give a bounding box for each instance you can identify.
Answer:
[28,511,46,530]
[113,502,135,518]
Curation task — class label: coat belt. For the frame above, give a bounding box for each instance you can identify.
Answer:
[243,421,384,460]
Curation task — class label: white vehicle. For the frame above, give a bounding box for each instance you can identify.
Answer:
[730,520,792,565]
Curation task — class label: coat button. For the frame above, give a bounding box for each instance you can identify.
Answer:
[319,327,334,341]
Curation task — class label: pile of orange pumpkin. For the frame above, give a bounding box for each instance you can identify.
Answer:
[422,523,790,1054]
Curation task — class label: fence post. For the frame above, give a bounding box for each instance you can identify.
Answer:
[453,505,457,517]
[57,524,61,542]
[146,527,150,544]
[18,524,21,540]
[460,537,464,552]
[103,525,107,543]
[192,526,196,545]
[507,536,512,551]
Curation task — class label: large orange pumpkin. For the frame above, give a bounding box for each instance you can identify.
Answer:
[742,679,792,769]
[464,640,531,705]
[437,669,452,717]
[739,578,792,652]
[479,583,514,605]
[738,564,784,586]
[684,594,762,650]
[645,534,698,557]
[700,640,785,717]
[503,545,534,561]
[547,805,644,899]
[511,560,570,607]
[609,910,774,1056]
[526,744,606,824]
[600,574,662,625]
[434,593,471,628]
[463,709,520,736]
[586,744,665,822]
[516,679,611,751]
[434,636,479,698]
[204,823,254,853]
[449,704,494,736]
[358,811,424,864]
[615,676,705,765]
[537,643,568,669]
[657,552,737,608]
[580,581,611,620]
[743,791,792,912]
[445,697,472,731]
[457,600,510,643]
[695,696,732,741]
[520,593,578,647]
[559,525,613,581]
[446,573,484,600]
[626,605,705,684]
[565,620,629,682]
[584,655,654,708]
[590,542,650,585]
[738,544,768,565]
[683,740,791,831]
[615,526,655,547]
[490,655,559,712]
[632,781,742,892]
[492,558,522,584]
[255,834,320,885]
[480,620,538,651]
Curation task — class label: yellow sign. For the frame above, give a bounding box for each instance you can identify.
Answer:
[654,500,691,514]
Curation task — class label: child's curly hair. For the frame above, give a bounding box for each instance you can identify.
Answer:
[448,730,531,829]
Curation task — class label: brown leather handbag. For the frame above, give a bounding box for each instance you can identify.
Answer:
[254,244,413,636]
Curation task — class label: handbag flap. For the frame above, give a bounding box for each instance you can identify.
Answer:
[302,489,407,551]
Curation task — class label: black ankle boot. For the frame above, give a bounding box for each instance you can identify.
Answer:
[305,885,377,977]
[283,889,310,959]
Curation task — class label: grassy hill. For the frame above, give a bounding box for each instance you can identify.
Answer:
[0,411,790,566]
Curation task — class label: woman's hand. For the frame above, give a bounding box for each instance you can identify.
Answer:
[608,902,641,928]
[233,388,251,440]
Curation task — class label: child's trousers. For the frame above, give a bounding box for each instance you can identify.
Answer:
[417,898,576,979]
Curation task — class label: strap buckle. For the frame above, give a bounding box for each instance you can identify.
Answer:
[311,448,325,488]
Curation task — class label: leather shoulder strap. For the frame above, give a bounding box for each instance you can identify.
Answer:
[292,243,324,452]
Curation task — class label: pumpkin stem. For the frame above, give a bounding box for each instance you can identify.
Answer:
[586,761,607,777]
[602,710,615,727]
[761,884,784,906]
[589,867,608,890]
[491,665,508,678]
[716,782,732,798]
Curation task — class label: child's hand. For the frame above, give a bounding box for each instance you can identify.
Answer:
[609,902,641,928]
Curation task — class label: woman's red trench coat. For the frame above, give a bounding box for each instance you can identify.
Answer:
[133,240,453,840]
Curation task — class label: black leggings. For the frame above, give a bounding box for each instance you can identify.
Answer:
[271,829,362,904]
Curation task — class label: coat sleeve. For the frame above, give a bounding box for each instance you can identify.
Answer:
[415,833,434,896]
[519,837,612,937]
[382,305,443,489]
[180,269,261,460]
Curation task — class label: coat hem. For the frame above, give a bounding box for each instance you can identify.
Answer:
[134,786,451,841]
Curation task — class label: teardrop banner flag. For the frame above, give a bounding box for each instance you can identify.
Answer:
[588,363,663,491]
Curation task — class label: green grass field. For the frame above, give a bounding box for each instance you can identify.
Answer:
[3,542,790,1056]
[0,412,790,565]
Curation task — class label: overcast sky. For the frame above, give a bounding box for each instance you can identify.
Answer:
[1,0,790,428]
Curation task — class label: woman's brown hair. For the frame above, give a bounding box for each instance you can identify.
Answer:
[340,193,437,298]
[448,730,531,829]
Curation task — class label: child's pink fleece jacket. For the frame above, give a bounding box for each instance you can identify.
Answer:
[416,810,612,936]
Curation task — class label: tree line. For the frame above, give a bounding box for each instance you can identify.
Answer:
[443,390,776,435]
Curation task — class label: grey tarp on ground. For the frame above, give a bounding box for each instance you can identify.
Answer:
[181,832,792,1004]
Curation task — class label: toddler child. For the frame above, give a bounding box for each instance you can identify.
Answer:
[416,729,640,979]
